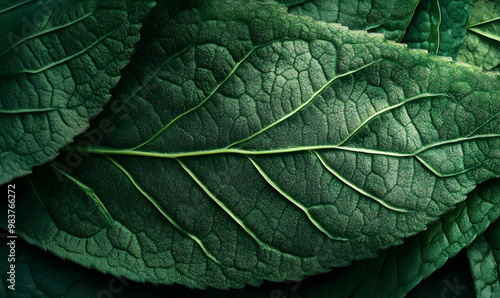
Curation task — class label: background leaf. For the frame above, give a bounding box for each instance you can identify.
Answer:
[3,178,498,297]
[288,178,500,297]
[257,0,421,41]
[0,0,156,184]
[401,0,441,54]
[456,0,500,71]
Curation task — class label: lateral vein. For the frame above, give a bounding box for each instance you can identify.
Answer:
[469,27,500,42]
[335,93,450,146]
[246,155,349,241]
[0,0,34,14]
[110,44,194,120]
[312,150,413,213]
[105,156,221,265]
[0,21,124,78]
[0,107,61,114]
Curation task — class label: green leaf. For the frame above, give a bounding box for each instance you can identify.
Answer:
[5,0,500,290]
[3,179,498,297]
[401,0,441,54]
[0,0,156,185]
[256,0,421,41]
[0,230,161,297]
[468,218,500,296]
[437,0,472,58]
[290,178,500,297]
[407,251,474,298]
[456,0,500,71]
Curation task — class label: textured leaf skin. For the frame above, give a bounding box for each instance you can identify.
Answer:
[4,0,500,290]
[456,0,500,71]
[437,0,472,58]
[406,252,475,298]
[257,0,421,41]
[289,178,500,297]
[0,233,97,297]
[0,0,156,185]
[0,232,161,298]
[401,0,441,54]
[468,219,500,297]
[2,179,498,297]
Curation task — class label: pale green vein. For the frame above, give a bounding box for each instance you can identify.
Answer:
[0,22,123,78]
[414,155,474,178]
[335,93,450,146]
[246,155,349,241]
[435,0,442,54]
[176,158,302,259]
[469,27,500,42]
[226,59,383,149]
[0,0,34,14]
[0,107,61,114]
[51,164,113,223]
[133,40,283,150]
[74,144,412,158]
[105,156,221,265]
[110,44,194,120]
[313,150,413,213]
[74,131,500,162]
[0,10,96,59]
[469,17,500,28]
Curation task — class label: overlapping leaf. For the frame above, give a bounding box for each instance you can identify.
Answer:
[0,0,156,184]
[468,219,500,296]
[457,0,500,71]
[3,0,500,290]
[257,0,421,41]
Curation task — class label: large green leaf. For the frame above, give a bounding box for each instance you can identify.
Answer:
[0,0,156,184]
[456,0,500,71]
[4,0,500,290]
[257,0,421,41]
[468,219,500,296]
[401,0,441,54]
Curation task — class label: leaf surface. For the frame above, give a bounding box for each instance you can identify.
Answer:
[437,0,472,58]
[4,0,500,289]
[290,178,500,297]
[456,0,500,71]
[3,179,498,297]
[257,0,421,41]
[0,0,155,184]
